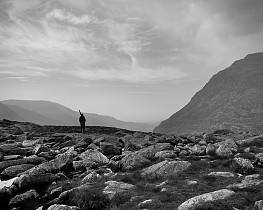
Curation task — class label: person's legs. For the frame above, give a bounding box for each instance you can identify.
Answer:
[83,123,85,133]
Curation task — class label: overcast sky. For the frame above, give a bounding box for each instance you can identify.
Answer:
[0,0,263,122]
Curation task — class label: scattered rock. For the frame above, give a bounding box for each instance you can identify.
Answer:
[121,152,151,171]
[8,189,40,209]
[48,204,80,210]
[178,189,235,210]
[1,164,36,179]
[141,160,191,178]
[103,180,135,199]
[79,149,109,167]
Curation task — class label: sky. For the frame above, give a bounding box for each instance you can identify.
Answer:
[0,0,263,122]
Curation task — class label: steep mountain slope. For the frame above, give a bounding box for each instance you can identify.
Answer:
[154,52,263,134]
[0,100,157,131]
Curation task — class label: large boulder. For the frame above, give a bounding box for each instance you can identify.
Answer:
[79,149,109,167]
[8,189,40,209]
[141,160,191,178]
[227,174,263,191]
[48,204,80,210]
[121,152,151,171]
[137,143,174,160]
[1,164,36,179]
[237,135,263,147]
[0,143,30,156]
[103,180,135,199]
[231,157,254,174]
[22,139,43,147]
[100,142,121,156]
[34,144,50,155]
[178,189,235,210]
[0,157,45,172]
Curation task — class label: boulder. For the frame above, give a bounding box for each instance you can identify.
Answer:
[227,174,263,191]
[208,172,235,178]
[0,143,30,156]
[154,150,176,160]
[137,143,174,160]
[100,142,121,156]
[215,145,234,158]
[15,172,60,192]
[178,189,235,210]
[1,164,35,179]
[22,139,43,147]
[141,160,191,178]
[206,143,216,156]
[103,180,135,199]
[0,157,45,172]
[8,189,40,209]
[79,149,109,167]
[121,152,151,171]
[34,144,50,155]
[254,200,263,210]
[231,157,254,174]
[48,204,80,210]
[12,127,24,135]
[81,171,102,184]
[237,135,263,147]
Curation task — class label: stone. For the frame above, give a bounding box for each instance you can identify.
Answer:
[178,189,235,210]
[22,139,43,147]
[81,171,102,184]
[231,157,254,174]
[0,151,3,161]
[100,142,121,156]
[227,174,263,191]
[137,143,174,160]
[208,172,235,178]
[138,199,154,208]
[1,164,36,179]
[215,145,233,158]
[8,189,40,209]
[103,180,135,199]
[121,152,151,171]
[12,127,24,135]
[189,144,204,155]
[206,143,216,156]
[48,204,80,210]
[34,144,50,155]
[254,200,263,210]
[154,150,176,160]
[141,160,191,178]
[0,157,45,171]
[79,149,109,167]
[237,135,263,147]
[0,143,30,156]
[16,172,60,192]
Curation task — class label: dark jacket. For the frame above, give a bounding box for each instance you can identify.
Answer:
[79,114,86,123]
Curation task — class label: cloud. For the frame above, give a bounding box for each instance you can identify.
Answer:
[46,8,98,25]
[0,0,263,84]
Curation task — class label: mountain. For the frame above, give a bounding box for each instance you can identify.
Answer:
[154,52,263,134]
[0,103,23,121]
[0,100,157,132]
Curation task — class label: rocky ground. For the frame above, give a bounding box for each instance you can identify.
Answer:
[1,119,263,210]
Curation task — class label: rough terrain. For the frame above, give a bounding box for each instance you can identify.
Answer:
[1,119,263,210]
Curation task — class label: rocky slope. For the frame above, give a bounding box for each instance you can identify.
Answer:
[154,52,263,134]
[1,119,263,209]
[0,100,157,132]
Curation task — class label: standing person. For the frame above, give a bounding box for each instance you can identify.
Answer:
[79,110,86,134]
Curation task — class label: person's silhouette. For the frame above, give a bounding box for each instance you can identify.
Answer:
[79,110,86,134]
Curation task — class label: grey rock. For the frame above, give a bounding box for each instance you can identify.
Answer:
[141,160,191,178]
[48,204,80,210]
[103,180,135,199]
[8,189,40,209]
[1,164,35,179]
[178,189,235,210]
[121,152,151,171]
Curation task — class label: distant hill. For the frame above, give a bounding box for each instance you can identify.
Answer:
[0,100,157,132]
[154,52,263,134]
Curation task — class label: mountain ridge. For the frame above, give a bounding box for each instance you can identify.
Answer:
[154,52,263,134]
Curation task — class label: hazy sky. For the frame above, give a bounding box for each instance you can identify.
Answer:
[1,0,263,122]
